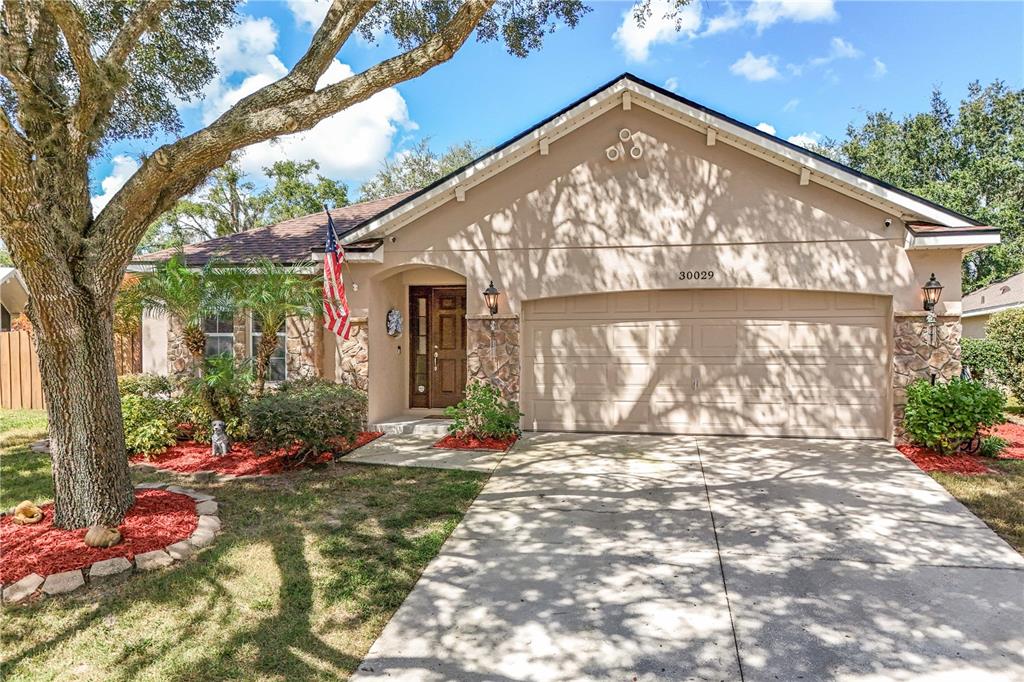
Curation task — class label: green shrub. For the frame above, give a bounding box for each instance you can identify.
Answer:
[960,337,1007,385]
[987,308,1024,401]
[246,379,367,460]
[118,373,173,398]
[184,355,252,440]
[903,379,1006,454]
[444,381,522,439]
[121,394,176,457]
[979,435,1008,458]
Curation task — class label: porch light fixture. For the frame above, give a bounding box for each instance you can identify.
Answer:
[922,273,943,312]
[483,281,500,316]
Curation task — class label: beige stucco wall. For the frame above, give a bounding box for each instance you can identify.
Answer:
[343,105,962,320]
[337,104,964,427]
[962,315,989,339]
[141,311,168,375]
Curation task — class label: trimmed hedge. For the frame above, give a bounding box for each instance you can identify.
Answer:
[961,337,1007,385]
[987,308,1024,401]
[902,378,1005,454]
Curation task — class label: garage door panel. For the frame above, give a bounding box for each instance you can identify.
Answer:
[523,290,889,438]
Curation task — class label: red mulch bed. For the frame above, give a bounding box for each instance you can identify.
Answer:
[896,444,993,476]
[132,432,384,476]
[1,490,197,585]
[985,422,1024,459]
[434,434,517,452]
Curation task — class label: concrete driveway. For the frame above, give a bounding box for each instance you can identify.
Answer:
[352,433,1024,681]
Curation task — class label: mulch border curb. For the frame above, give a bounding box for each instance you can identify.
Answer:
[1,483,221,605]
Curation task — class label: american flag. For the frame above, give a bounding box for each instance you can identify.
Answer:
[323,208,351,340]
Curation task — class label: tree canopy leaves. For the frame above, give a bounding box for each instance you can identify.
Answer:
[819,81,1024,292]
[141,158,348,252]
[359,138,483,200]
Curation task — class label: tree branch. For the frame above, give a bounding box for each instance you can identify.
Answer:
[90,0,496,300]
[290,1,376,89]
[42,0,106,140]
[104,0,171,68]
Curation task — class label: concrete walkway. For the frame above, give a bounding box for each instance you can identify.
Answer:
[351,433,1024,681]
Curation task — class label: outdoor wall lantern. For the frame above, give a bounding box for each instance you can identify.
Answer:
[483,281,500,316]
[922,273,943,312]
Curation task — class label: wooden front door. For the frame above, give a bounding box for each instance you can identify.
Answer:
[409,286,467,409]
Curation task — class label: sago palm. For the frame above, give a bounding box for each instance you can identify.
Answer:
[137,253,233,376]
[234,258,321,397]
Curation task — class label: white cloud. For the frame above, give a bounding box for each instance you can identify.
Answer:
[184,15,415,184]
[730,52,780,81]
[755,122,777,136]
[787,131,823,148]
[664,76,680,92]
[285,0,331,30]
[746,0,837,32]
[236,60,415,181]
[91,155,139,214]
[703,4,744,36]
[871,57,888,78]
[809,36,862,66]
[782,98,800,112]
[613,0,701,62]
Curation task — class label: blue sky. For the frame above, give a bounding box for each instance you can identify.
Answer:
[91,0,1024,209]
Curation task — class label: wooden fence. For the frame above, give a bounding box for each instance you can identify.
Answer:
[1,330,44,410]
[1,329,142,410]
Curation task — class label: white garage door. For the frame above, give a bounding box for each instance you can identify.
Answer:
[522,289,890,438]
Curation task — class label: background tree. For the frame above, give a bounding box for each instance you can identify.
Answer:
[360,138,483,200]
[232,258,321,398]
[818,81,1024,292]
[140,158,349,252]
[0,0,605,533]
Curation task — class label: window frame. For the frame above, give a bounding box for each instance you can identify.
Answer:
[203,312,235,358]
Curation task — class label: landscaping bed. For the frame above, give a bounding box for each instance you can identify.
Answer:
[1,489,197,585]
[132,432,384,477]
[434,433,517,452]
[896,423,1023,476]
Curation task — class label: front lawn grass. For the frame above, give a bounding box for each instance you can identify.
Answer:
[931,457,1024,554]
[1,412,487,681]
[0,409,50,509]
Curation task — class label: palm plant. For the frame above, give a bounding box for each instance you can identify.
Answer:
[233,258,321,397]
[136,253,233,376]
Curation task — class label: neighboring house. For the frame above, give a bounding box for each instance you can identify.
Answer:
[133,74,1000,441]
[961,271,1024,338]
[0,267,29,331]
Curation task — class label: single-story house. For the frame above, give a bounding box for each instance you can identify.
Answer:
[0,267,29,331]
[133,73,1000,441]
[962,271,1023,338]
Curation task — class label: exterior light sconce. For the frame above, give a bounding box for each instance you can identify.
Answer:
[922,273,943,312]
[483,281,500,332]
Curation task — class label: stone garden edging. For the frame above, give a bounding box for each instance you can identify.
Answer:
[130,461,267,483]
[1,483,221,605]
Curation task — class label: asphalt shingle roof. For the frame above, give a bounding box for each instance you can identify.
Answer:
[134,192,412,265]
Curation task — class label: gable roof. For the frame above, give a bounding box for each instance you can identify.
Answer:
[133,192,412,266]
[963,271,1024,317]
[341,73,997,247]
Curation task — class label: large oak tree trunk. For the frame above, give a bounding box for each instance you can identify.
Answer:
[35,305,135,528]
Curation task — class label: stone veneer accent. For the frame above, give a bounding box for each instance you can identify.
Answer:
[892,314,963,440]
[337,318,369,391]
[466,315,521,404]
[285,315,320,379]
[1,483,221,604]
[167,315,192,381]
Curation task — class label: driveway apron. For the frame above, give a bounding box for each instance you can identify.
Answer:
[352,433,1024,681]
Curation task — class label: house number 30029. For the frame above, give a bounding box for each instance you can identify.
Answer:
[678,270,715,281]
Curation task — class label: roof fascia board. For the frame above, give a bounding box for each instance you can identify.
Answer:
[903,231,1000,251]
[626,82,973,227]
[127,263,321,274]
[962,302,1023,318]
[341,84,625,244]
[344,75,979,245]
